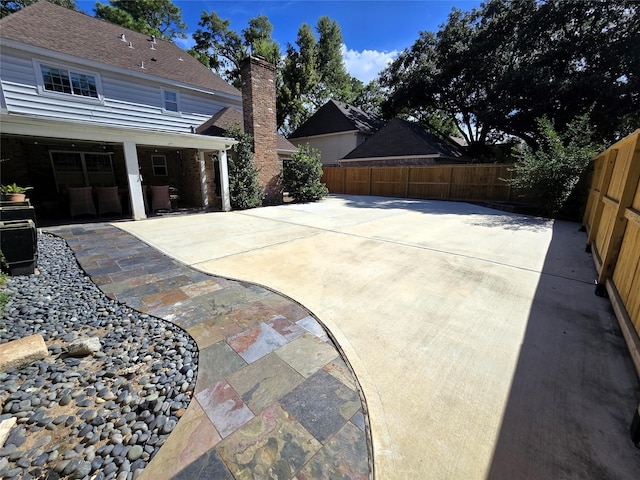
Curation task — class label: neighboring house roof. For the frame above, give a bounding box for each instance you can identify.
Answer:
[289,99,384,139]
[197,107,298,153]
[343,118,468,160]
[0,1,239,98]
[276,133,298,154]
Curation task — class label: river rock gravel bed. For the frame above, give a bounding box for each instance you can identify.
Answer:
[0,233,199,480]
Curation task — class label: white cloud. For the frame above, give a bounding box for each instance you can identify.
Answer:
[342,44,399,83]
[174,36,196,51]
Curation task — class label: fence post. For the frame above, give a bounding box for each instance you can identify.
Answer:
[488,166,496,201]
[368,168,372,195]
[405,167,410,198]
[446,167,453,200]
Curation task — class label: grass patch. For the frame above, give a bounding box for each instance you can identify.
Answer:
[0,271,9,317]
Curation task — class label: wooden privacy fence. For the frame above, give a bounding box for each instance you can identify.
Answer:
[322,164,516,203]
[582,129,640,373]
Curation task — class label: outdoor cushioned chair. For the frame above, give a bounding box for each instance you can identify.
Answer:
[95,186,122,217]
[150,185,171,212]
[68,187,97,219]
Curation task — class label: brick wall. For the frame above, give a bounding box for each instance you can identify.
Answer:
[1,138,32,188]
[174,149,202,207]
[240,56,283,205]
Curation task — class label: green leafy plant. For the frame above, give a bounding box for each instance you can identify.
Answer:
[225,125,263,210]
[1,183,32,194]
[283,144,328,203]
[508,114,602,218]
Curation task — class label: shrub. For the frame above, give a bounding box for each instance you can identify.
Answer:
[225,125,263,210]
[508,114,601,218]
[283,144,328,203]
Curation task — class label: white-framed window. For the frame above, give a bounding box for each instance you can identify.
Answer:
[35,61,103,102]
[50,151,114,191]
[162,89,179,112]
[151,155,168,176]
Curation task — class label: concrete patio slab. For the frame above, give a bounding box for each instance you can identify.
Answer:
[118,195,640,479]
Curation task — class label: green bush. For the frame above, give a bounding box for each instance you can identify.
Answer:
[225,125,263,210]
[283,144,328,203]
[508,114,601,218]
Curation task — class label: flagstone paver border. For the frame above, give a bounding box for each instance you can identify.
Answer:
[47,223,371,480]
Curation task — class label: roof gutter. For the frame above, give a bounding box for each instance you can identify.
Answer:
[340,154,445,163]
[1,112,237,150]
[289,130,360,141]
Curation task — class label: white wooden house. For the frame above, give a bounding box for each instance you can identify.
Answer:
[0,1,245,219]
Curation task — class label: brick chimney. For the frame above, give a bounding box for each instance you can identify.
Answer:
[240,56,282,205]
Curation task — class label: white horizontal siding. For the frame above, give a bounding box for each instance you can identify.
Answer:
[0,48,236,133]
[180,94,228,117]
[0,52,37,84]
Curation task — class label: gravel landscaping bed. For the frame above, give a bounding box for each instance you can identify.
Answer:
[0,233,199,480]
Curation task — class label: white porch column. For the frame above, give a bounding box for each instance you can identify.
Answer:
[219,149,231,212]
[123,141,146,220]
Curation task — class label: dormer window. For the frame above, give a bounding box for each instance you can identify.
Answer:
[41,65,98,98]
[35,61,102,102]
[163,89,179,112]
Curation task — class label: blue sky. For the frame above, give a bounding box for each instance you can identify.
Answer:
[79,1,482,82]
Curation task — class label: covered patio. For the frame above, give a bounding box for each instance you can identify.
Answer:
[1,114,236,222]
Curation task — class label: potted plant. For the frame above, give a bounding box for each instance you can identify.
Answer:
[1,183,33,202]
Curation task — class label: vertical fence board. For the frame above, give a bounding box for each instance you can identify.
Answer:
[322,164,515,203]
[371,167,408,198]
[342,168,370,195]
[585,150,618,244]
[583,153,605,225]
[613,223,640,330]
[322,167,345,194]
[598,134,640,283]
[583,129,640,347]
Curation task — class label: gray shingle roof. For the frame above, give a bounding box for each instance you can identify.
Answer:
[197,107,297,153]
[0,1,240,98]
[196,107,244,136]
[289,99,384,139]
[343,118,468,160]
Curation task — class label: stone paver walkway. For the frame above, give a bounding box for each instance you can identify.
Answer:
[47,223,371,480]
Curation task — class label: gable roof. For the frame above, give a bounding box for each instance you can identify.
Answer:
[289,100,384,139]
[196,107,244,136]
[343,118,468,160]
[0,1,239,98]
[197,107,298,153]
